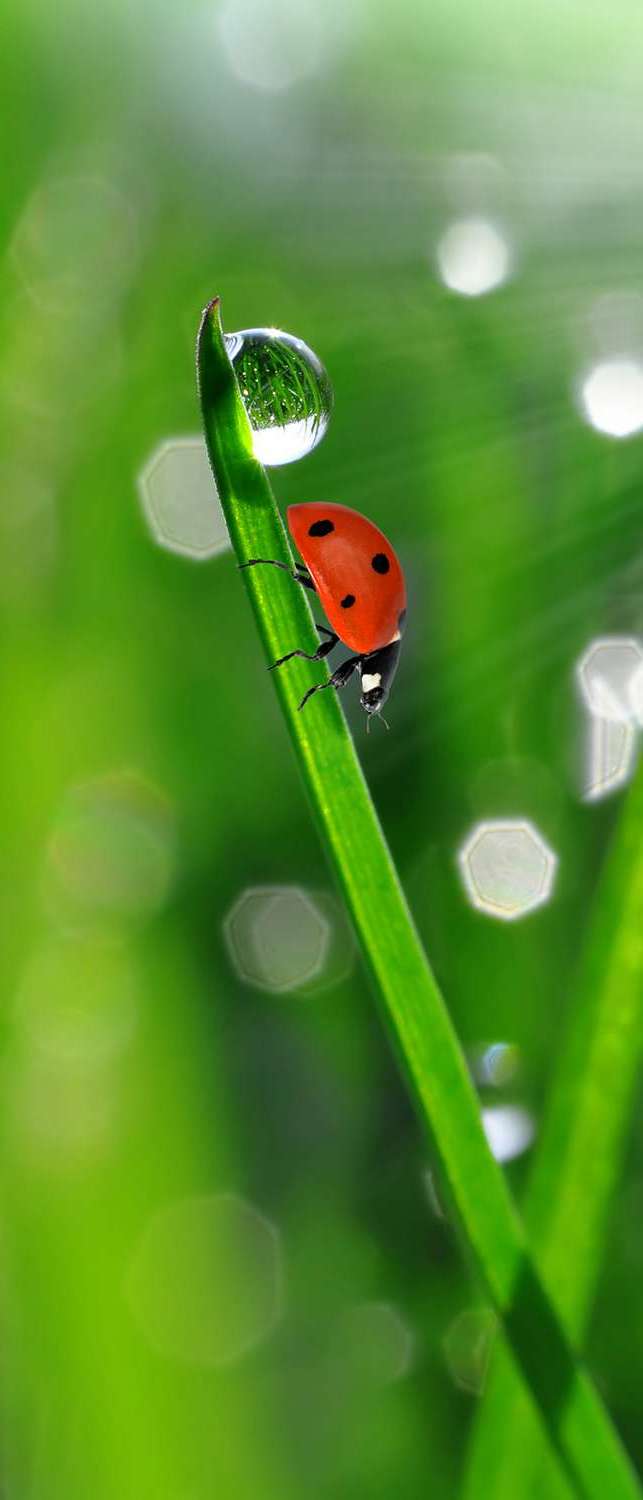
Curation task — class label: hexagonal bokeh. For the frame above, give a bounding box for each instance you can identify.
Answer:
[126,1192,283,1366]
[583,712,639,802]
[9,173,138,315]
[138,437,230,560]
[443,1307,497,1396]
[576,637,642,800]
[45,770,176,923]
[224,885,332,993]
[333,1301,414,1385]
[576,636,643,722]
[458,819,557,922]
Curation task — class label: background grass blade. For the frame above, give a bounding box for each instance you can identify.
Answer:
[197,296,641,1500]
[462,757,643,1500]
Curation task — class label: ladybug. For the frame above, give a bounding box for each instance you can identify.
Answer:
[241,502,407,722]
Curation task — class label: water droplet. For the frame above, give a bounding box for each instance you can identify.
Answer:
[224,328,333,465]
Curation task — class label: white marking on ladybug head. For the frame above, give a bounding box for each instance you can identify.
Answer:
[361,672,382,693]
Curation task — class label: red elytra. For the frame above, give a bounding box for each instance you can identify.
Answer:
[287,502,406,656]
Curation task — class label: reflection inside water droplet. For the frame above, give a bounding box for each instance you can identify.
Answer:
[224,327,333,465]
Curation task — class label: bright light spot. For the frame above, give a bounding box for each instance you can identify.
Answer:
[473,1041,521,1089]
[127,1193,283,1366]
[583,712,639,802]
[138,437,229,560]
[217,0,324,91]
[9,175,137,316]
[45,771,176,923]
[482,1105,535,1163]
[579,359,643,438]
[224,885,331,993]
[576,636,643,723]
[630,662,643,725]
[576,638,642,800]
[436,218,511,298]
[458,820,557,922]
[443,1307,496,1396]
[334,1302,414,1385]
[14,937,138,1065]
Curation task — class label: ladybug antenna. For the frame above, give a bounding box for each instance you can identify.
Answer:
[381,714,390,731]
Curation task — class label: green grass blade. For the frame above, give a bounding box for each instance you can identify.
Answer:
[196,297,641,1500]
[462,759,643,1500]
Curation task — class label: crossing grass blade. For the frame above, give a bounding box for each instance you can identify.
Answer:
[197,296,641,1500]
[461,758,643,1500]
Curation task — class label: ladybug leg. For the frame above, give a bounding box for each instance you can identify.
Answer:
[298,655,361,712]
[269,633,339,672]
[239,559,316,594]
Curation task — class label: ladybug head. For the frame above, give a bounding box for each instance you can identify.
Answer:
[360,681,386,715]
[360,641,401,721]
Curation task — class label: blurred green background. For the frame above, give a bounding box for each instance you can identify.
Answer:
[2,0,643,1495]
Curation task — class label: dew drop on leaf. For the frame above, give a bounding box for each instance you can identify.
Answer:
[224,327,333,465]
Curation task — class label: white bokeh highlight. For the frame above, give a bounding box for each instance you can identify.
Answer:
[217,0,324,91]
[458,820,557,921]
[436,218,511,297]
[138,437,229,560]
[481,1104,535,1164]
[576,636,643,723]
[127,1193,283,1366]
[584,716,639,802]
[224,885,331,994]
[576,637,642,801]
[579,359,643,438]
[630,661,643,726]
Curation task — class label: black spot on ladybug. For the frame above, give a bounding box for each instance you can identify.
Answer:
[372,553,390,574]
[308,519,334,537]
[398,608,407,632]
[341,594,356,609]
